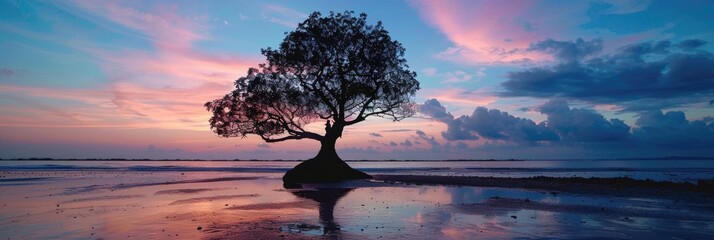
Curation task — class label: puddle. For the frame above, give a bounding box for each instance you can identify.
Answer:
[0,170,712,239]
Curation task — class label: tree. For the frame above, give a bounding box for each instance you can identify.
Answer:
[205,11,419,186]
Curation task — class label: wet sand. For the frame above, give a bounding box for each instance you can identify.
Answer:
[1,170,713,239]
[374,175,714,200]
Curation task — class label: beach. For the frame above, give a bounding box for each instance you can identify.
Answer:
[1,160,714,239]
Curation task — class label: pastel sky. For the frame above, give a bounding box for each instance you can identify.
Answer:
[1,0,713,160]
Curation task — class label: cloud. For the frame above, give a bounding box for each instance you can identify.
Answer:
[147,144,183,154]
[527,38,603,62]
[418,99,453,121]
[419,98,557,143]
[0,1,259,131]
[417,99,476,140]
[420,67,483,84]
[411,0,706,68]
[338,146,380,156]
[0,81,229,130]
[416,130,443,149]
[446,106,558,143]
[420,88,498,108]
[441,118,478,141]
[410,0,652,65]
[676,39,707,51]
[71,1,204,50]
[0,68,14,76]
[598,0,652,14]
[68,1,257,86]
[369,132,383,137]
[261,4,307,28]
[442,70,473,83]
[257,143,270,148]
[69,1,257,75]
[501,39,714,110]
[632,110,714,149]
[410,0,556,64]
[465,106,559,142]
[419,98,713,151]
[381,129,415,133]
[538,100,630,142]
[0,92,83,122]
[421,67,437,76]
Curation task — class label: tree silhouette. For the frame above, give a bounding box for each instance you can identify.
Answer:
[206,11,419,186]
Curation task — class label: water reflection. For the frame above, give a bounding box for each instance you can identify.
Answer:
[290,188,353,236]
[4,170,713,239]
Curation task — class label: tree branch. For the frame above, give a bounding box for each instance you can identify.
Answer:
[262,135,304,143]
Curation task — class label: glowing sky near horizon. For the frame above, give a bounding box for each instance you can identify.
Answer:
[1,0,713,159]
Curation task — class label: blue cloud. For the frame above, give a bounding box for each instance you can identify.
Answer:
[459,106,558,142]
[418,99,454,121]
[527,38,603,62]
[632,110,714,149]
[419,99,713,150]
[538,100,630,142]
[419,99,557,143]
[501,39,714,110]
[676,39,707,51]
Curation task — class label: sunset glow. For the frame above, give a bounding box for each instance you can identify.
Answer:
[1,0,713,159]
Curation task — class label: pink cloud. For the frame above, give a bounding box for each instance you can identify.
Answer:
[72,1,204,50]
[412,0,660,65]
[0,83,225,130]
[0,1,262,134]
[411,0,597,65]
[261,4,308,28]
[413,0,543,64]
[69,1,259,86]
[420,88,498,112]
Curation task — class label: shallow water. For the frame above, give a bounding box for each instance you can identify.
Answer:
[2,159,714,182]
[1,170,713,239]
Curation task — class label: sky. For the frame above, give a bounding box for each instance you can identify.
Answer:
[1,0,713,160]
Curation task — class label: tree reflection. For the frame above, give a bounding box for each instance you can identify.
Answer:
[291,188,353,236]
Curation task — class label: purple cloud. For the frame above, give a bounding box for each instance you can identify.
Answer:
[419,98,713,150]
[501,39,714,110]
[538,100,630,142]
[0,68,14,76]
[632,110,714,149]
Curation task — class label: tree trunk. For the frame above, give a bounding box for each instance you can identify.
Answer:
[282,123,371,188]
[315,136,339,162]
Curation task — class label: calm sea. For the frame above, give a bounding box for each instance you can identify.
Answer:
[2,159,713,182]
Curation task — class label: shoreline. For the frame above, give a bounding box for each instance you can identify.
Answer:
[374,175,714,200]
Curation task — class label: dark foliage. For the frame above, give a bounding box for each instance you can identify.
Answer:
[206,11,419,144]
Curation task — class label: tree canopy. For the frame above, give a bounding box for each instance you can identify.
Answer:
[206,11,419,144]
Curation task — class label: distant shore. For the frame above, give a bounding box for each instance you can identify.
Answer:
[374,175,714,200]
